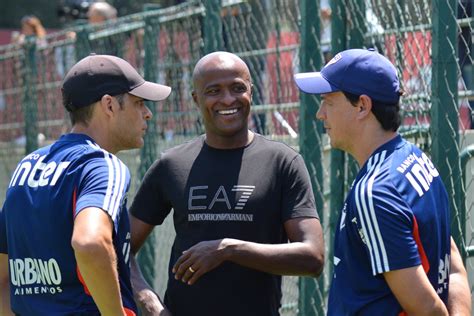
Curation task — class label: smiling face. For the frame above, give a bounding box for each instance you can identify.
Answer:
[317,91,359,153]
[192,52,253,148]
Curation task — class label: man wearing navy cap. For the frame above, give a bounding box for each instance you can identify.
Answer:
[0,54,171,315]
[295,48,471,315]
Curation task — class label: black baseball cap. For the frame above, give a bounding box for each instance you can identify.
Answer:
[62,54,171,110]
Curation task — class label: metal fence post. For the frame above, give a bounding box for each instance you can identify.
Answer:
[203,0,223,53]
[298,1,325,315]
[22,38,38,153]
[460,145,474,261]
[327,0,347,295]
[136,10,161,289]
[75,25,91,60]
[431,0,464,258]
[346,0,366,190]
[348,0,366,49]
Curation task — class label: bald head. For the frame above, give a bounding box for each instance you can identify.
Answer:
[192,51,251,87]
[191,51,254,148]
[88,2,117,24]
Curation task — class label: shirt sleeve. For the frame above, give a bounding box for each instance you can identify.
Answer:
[281,154,319,222]
[354,179,420,276]
[129,158,172,225]
[0,205,7,253]
[75,152,130,232]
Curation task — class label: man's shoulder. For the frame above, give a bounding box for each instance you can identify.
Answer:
[252,134,299,157]
[381,140,431,183]
[161,136,204,159]
[46,133,110,158]
[41,135,127,170]
[359,140,435,198]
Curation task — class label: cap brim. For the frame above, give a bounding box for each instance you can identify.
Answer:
[294,72,338,94]
[129,81,171,101]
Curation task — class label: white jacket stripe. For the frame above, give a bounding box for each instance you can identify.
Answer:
[355,151,389,275]
[355,154,379,274]
[366,150,389,273]
[85,141,126,221]
[110,157,126,220]
[102,152,115,216]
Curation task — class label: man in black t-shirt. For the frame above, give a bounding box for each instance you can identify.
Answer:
[129,51,325,316]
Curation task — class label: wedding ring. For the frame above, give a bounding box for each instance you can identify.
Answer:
[188,266,195,273]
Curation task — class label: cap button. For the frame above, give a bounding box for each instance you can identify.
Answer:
[89,53,97,56]
[368,48,376,52]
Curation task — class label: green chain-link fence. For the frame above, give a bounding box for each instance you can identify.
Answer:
[1,0,473,314]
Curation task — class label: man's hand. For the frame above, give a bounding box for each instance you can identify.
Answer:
[172,217,325,285]
[172,239,229,285]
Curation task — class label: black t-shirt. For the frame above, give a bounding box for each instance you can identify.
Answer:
[130,134,319,316]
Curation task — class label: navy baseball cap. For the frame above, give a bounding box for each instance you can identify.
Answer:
[62,54,171,110]
[294,48,400,103]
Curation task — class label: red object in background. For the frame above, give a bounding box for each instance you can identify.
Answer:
[0,28,57,45]
[266,31,299,135]
[385,31,471,131]
[0,29,17,45]
[0,28,65,143]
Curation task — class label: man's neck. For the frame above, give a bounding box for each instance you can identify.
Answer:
[70,123,117,154]
[205,130,254,149]
[351,131,398,167]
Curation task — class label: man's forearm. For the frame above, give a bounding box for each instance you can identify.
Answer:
[0,254,14,316]
[448,239,471,316]
[448,271,471,316]
[223,238,324,276]
[131,255,168,315]
[0,282,13,316]
[225,218,324,276]
[172,218,324,285]
[0,281,14,316]
[74,241,125,316]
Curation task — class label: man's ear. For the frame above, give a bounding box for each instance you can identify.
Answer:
[191,90,199,108]
[99,94,115,116]
[250,83,254,103]
[357,94,373,119]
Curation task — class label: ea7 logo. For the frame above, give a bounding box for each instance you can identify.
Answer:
[188,185,255,211]
[232,185,255,210]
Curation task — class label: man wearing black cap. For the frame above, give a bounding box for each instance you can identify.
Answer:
[0,54,171,315]
[295,48,471,315]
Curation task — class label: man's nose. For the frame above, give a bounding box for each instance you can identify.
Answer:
[144,105,153,120]
[316,106,324,120]
[221,89,236,105]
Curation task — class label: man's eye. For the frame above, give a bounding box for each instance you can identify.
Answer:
[206,88,219,94]
[233,85,247,93]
